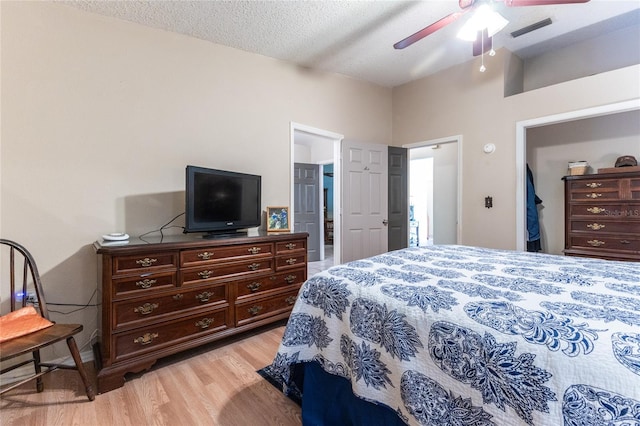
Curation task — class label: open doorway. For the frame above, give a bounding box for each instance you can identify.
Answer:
[323,163,335,247]
[515,99,640,251]
[409,156,433,246]
[405,136,461,246]
[290,122,343,274]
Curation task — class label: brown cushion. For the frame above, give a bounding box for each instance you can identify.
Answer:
[0,306,54,343]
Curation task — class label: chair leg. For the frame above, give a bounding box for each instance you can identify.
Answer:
[33,350,44,392]
[66,336,96,401]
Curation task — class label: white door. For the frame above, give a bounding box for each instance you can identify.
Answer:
[341,141,388,262]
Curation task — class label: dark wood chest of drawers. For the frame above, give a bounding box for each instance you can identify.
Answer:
[563,171,640,261]
[94,232,307,393]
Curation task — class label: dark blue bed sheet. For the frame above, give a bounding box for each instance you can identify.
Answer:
[301,362,406,426]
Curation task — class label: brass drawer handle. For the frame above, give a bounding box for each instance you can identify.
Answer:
[195,291,213,303]
[248,263,260,271]
[134,303,159,315]
[136,258,158,267]
[135,278,157,289]
[248,247,262,254]
[620,240,631,245]
[286,258,297,265]
[195,318,213,329]
[247,282,261,292]
[285,243,296,250]
[248,305,263,316]
[586,193,602,199]
[198,270,213,279]
[286,296,296,305]
[585,182,602,188]
[284,274,296,284]
[197,251,214,260]
[587,223,605,230]
[587,239,605,247]
[172,293,184,301]
[133,332,158,345]
[586,207,606,214]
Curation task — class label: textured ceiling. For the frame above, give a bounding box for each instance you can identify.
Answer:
[62,0,640,87]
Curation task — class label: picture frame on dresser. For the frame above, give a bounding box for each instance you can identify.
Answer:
[266,206,290,232]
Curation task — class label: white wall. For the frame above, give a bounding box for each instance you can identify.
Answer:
[526,110,640,255]
[0,2,392,358]
[393,48,640,249]
[294,141,333,165]
[294,144,312,163]
[523,23,640,92]
[432,143,458,245]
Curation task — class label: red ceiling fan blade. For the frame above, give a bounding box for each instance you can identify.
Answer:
[394,11,466,49]
[502,0,590,6]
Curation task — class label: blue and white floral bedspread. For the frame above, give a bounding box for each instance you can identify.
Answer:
[267,245,640,426]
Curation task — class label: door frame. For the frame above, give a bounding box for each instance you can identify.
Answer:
[290,122,344,263]
[514,98,640,251]
[403,134,463,244]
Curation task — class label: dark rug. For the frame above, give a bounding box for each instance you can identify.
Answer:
[256,365,302,406]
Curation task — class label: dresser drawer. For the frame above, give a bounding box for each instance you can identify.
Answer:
[235,267,306,299]
[112,271,177,299]
[181,243,273,267]
[180,259,274,286]
[569,190,621,202]
[235,287,300,327]
[569,179,620,191]
[275,239,307,254]
[569,235,640,251]
[113,284,228,330]
[112,252,178,275]
[570,220,640,234]
[113,309,228,362]
[569,204,633,217]
[275,254,307,270]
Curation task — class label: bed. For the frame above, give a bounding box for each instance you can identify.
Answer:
[264,245,640,426]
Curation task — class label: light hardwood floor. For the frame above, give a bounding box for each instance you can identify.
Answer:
[1,323,301,426]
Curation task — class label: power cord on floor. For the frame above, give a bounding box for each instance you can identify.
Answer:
[46,288,98,315]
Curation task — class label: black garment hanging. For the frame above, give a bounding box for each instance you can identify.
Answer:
[526,164,543,252]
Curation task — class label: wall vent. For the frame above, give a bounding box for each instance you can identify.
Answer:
[511,18,553,38]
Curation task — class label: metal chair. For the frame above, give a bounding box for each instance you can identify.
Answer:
[0,239,95,401]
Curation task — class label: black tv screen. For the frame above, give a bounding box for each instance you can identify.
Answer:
[185,166,261,236]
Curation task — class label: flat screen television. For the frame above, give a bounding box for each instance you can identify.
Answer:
[185,165,261,238]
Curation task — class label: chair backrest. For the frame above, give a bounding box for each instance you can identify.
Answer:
[1,239,50,320]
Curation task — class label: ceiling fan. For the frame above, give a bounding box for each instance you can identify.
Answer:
[394,0,591,56]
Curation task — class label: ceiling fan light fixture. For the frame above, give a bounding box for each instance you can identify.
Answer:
[457,4,509,41]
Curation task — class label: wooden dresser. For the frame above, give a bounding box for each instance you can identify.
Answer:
[563,171,640,261]
[94,232,308,393]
